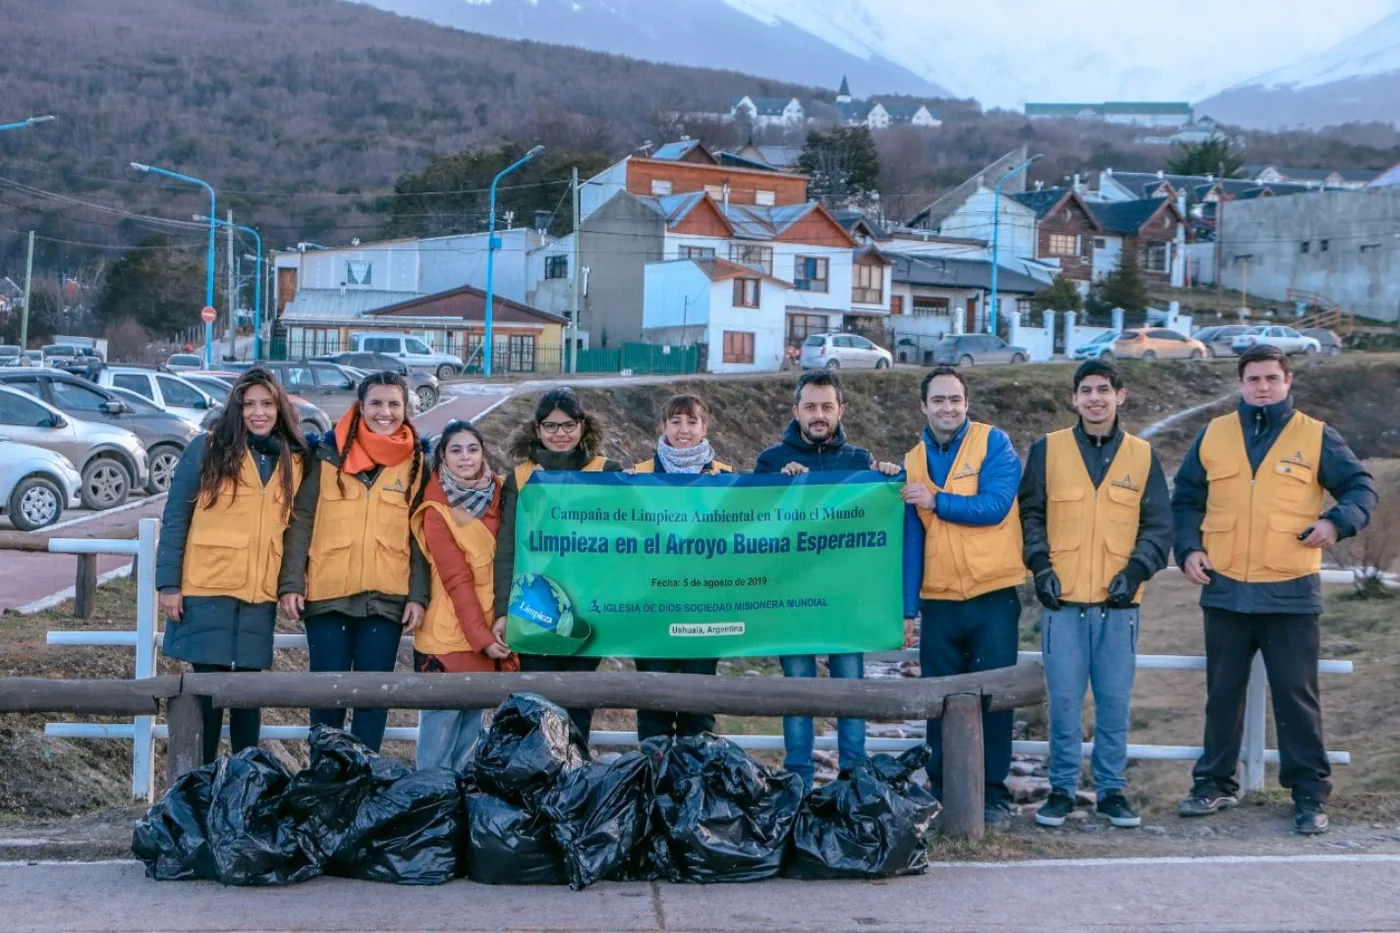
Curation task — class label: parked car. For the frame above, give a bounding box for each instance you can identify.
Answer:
[1108,328,1207,361]
[0,369,194,494]
[1230,325,1320,356]
[226,360,362,419]
[1301,328,1343,356]
[0,385,147,510]
[0,437,83,531]
[799,333,894,370]
[186,371,334,438]
[164,353,205,373]
[347,333,462,379]
[930,334,1029,367]
[99,367,218,427]
[0,346,21,367]
[1071,330,1120,360]
[1192,325,1253,358]
[315,351,440,410]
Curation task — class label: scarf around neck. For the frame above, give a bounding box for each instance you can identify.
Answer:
[656,436,714,474]
[438,462,497,519]
[334,406,415,476]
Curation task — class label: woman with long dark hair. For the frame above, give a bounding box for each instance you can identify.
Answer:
[409,419,516,770]
[494,387,622,741]
[155,367,309,764]
[278,371,429,751]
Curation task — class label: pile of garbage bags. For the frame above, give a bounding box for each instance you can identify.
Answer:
[133,693,939,889]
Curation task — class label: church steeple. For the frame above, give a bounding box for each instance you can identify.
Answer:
[837,75,852,103]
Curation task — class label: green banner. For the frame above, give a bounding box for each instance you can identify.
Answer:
[506,472,904,658]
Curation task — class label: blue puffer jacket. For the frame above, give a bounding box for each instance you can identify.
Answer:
[753,421,875,474]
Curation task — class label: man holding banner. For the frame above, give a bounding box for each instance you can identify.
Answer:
[902,367,1025,825]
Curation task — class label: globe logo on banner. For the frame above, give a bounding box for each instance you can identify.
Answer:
[506,573,592,656]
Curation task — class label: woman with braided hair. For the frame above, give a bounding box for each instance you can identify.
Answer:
[278,371,429,751]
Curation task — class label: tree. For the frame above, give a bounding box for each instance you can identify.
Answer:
[1166,137,1246,178]
[95,236,208,337]
[799,125,881,209]
[1031,275,1083,313]
[0,283,61,346]
[1094,249,1151,316]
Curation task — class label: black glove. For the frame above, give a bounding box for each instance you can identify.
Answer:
[1033,567,1062,611]
[1105,559,1151,608]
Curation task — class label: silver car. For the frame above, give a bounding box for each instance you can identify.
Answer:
[317,352,440,410]
[0,438,83,531]
[100,367,219,427]
[0,385,148,510]
[1231,325,1321,356]
[800,333,894,370]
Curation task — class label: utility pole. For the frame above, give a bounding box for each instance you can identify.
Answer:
[20,230,34,350]
[1215,160,1226,316]
[569,165,580,374]
[225,209,236,361]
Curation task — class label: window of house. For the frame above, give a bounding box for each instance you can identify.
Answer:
[722,330,755,364]
[786,313,827,346]
[545,255,569,279]
[1015,298,1033,318]
[890,296,904,316]
[650,179,673,196]
[1094,237,1108,249]
[1142,242,1168,273]
[1361,243,1382,253]
[345,260,372,287]
[1048,233,1078,256]
[729,244,773,275]
[1320,239,1330,252]
[794,256,829,293]
[852,262,883,304]
[681,245,716,259]
[912,297,950,317]
[733,277,761,308]
[1300,241,1311,254]
[704,184,725,201]
[506,334,537,373]
[755,189,776,206]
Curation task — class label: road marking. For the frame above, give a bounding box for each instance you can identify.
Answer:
[926,853,1400,869]
[14,561,133,615]
[45,493,166,531]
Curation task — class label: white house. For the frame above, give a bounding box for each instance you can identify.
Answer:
[731,96,805,129]
[641,258,791,373]
[929,187,1038,263]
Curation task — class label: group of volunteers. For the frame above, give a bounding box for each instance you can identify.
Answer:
[156,343,1374,836]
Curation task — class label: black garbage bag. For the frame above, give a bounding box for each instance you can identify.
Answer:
[785,745,941,880]
[206,748,322,887]
[540,750,656,890]
[653,735,804,884]
[132,764,218,881]
[282,725,378,861]
[474,694,589,808]
[329,761,463,885]
[466,792,568,885]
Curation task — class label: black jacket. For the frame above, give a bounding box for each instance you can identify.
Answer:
[1172,397,1376,615]
[754,421,875,474]
[1019,422,1173,604]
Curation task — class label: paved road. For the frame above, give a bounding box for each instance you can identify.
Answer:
[2,855,1397,933]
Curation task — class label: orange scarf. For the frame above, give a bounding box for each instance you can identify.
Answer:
[333,407,415,476]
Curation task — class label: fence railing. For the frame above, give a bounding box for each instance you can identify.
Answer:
[37,522,1354,809]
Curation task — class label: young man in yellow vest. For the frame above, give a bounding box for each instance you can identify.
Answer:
[902,366,1026,826]
[1173,345,1375,835]
[1018,359,1172,829]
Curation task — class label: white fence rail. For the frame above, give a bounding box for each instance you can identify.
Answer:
[43,520,1353,801]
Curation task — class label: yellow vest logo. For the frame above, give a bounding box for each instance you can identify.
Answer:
[1110,473,1140,492]
[951,460,980,480]
[1280,450,1313,469]
[383,479,408,495]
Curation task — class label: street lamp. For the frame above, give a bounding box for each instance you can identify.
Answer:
[988,153,1043,336]
[198,215,264,361]
[0,115,55,133]
[131,162,217,366]
[484,145,545,377]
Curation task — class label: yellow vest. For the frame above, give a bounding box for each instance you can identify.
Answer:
[513,455,609,491]
[1045,429,1152,604]
[1198,410,1325,583]
[632,458,732,474]
[305,457,417,601]
[182,449,302,604]
[904,423,1027,601]
[410,494,500,656]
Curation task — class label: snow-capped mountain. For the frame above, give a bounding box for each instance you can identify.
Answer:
[1197,11,1400,128]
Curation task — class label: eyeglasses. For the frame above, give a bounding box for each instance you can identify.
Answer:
[540,420,580,435]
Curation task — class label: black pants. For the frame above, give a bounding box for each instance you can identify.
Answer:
[1194,608,1331,803]
[189,663,262,765]
[519,653,602,740]
[634,657,719,741]
[305,612,403,752]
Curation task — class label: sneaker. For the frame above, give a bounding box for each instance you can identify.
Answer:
[1178,779,1237,818]
[1035,791,1076,827]
[1294,801,1330,835]
[984,797,1018,828]
[1097,792,1142,828]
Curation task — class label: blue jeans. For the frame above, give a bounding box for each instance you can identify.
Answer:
[1042,604,1138,800]
[417,708,484,773]
[920,587,1021,803]
[305,612,403,752]
[780,653,866,789]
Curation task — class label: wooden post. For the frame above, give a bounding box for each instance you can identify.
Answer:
[165,693,205,786]
[941,693,985,840]
[74,554,98,619]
